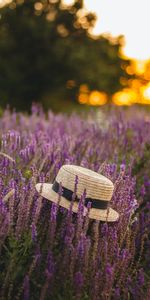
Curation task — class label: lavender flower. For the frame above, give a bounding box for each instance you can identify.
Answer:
[74,271,84,287]
[23,275,30,300]
[31,223,37,242]
[0,105,149,299]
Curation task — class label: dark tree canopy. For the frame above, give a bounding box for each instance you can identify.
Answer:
[0,0,130,110]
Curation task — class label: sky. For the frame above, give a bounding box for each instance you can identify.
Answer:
[1,0,150,60]
[64,0,150,60]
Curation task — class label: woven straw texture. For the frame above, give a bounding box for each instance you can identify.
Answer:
[56,165,114,201]
[36,165,119,222]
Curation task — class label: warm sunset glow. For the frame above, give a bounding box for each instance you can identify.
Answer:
[143,86,150,100]
[126,60,148,76]
[130,79,142,90]
[78,93,89,104]
[141,84,150,102]
[79,84,89,94]
[112,84,150,106]
[134,60,146,75]
[88,91,107,106]
[34,2,43,11]
[78,86,107,106]
[78,84,89,104]
[0,0,11,7]
[112,89,137,106]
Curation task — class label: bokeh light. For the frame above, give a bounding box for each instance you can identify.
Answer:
[140,83,150,103]
[78,93,89,104]
[143,85,150,100]
[78,84,89,104]
[88,91,107,106]
[0,0,11,8]
[78,86,107,106]
[112,89,137,106]
[34,2,43,11]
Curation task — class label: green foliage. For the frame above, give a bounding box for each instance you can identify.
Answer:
[0,0,131,110]
[0,232,33,293]
[23,168,33,179]
[0,106,3,117]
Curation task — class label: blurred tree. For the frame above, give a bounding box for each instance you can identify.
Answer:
[0,0,131,110]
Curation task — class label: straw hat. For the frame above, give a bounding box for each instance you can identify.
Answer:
[35,165,119,222]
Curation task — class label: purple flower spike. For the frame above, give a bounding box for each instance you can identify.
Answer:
[0,107,149,299]
[50,203,57,222]
[74,271,84,287]
[138,268,145,286]
[23,275,30,300]
[46,251,55,279]
[31,223,37,242]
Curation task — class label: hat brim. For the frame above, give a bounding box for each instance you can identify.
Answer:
[35,183,119,222]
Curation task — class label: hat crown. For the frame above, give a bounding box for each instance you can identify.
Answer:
[56,165,114,201]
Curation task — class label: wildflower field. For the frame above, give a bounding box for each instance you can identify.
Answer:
[0,106,150,300]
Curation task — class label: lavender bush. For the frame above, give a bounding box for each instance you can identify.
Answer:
[0,105,150,300]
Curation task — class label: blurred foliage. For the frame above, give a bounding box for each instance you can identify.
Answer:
[0,0,131,110]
